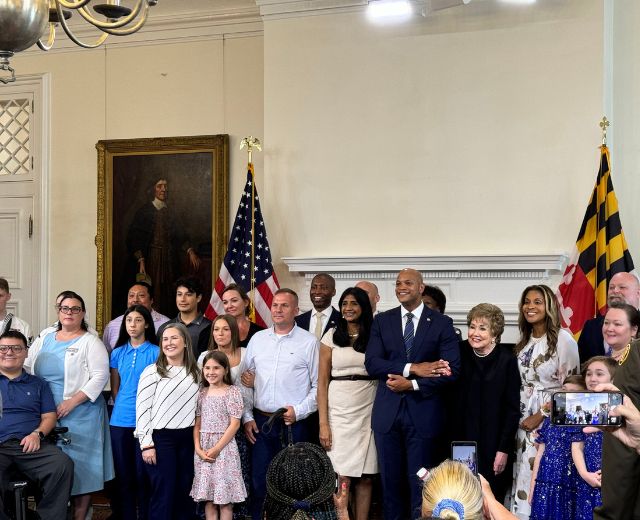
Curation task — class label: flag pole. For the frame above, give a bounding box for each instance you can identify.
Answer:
[240,136,262,322]
[600,116,609,146]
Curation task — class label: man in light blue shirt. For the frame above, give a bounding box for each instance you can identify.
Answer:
[240,288,319,520]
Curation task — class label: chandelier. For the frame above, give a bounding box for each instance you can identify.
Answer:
[0,0,158,84]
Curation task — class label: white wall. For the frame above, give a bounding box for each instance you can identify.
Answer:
[1,0,615,328]
[611,0,640,264]
[263,0,604,301]
[8,33,264,329]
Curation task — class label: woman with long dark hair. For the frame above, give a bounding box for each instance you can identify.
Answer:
[110,304,159,520]
[508,285,579,519]
[318,286,376,520]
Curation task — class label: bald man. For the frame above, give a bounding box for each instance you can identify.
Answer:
[364,268,460,520]
[355,280,380,314]
[578,272,640,365]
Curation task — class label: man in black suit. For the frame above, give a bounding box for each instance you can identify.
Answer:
[578,272,640,365]
[295,273,341,340]
[365,268,460,520]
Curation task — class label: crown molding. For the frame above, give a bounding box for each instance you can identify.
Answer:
[20,5,263,55]
[256,0,367,19]
[282,254,568,277]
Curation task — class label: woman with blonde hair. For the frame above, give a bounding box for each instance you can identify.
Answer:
[452,303,520,502]
[421,460,483,520]
[421,460,517,520]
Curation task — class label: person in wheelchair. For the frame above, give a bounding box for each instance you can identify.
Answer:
[0,330,73,519]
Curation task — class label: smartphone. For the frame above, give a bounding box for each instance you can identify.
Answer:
[451,441,478,475]
[551,391,623,427]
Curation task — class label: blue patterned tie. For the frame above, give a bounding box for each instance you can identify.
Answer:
[404,312,415,359]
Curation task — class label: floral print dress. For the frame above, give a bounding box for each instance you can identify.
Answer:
[509,329,579,519]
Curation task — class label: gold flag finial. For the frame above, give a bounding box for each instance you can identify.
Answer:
[599,117,610,146]
[240,136,262,164]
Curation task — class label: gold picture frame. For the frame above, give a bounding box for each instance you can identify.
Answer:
[96,135,229,333]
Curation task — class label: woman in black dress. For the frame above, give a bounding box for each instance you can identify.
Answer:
[452,303,520,502]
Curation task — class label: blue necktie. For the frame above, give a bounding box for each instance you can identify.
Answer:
[404,312,415,359]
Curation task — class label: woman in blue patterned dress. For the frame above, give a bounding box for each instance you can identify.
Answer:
[571,356,618,519]
[529,375,585,520]
[26,292,114,520]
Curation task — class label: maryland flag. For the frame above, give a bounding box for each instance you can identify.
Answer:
[557,145,635,338]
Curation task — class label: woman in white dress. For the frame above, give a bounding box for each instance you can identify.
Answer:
[509,284,579,519]
[318,286,377,520]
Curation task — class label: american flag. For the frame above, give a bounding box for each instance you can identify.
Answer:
[205,163,279,327]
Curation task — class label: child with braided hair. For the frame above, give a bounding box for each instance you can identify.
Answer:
[263,442,339,520]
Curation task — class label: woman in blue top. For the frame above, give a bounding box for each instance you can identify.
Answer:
[110,304,159,520]
[26,292,114,520]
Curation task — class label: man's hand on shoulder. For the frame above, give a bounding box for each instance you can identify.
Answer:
[21,432,41,453]
[386,374,413,392]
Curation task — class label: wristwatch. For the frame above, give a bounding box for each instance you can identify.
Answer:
[32,429,45,440]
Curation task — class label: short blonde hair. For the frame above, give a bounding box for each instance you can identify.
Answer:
[421,460,483,520]
[466,303,505,344]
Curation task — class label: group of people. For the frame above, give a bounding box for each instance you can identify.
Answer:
[2,268,640,520]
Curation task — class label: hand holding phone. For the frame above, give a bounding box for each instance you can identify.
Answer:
[451,441,478,475]
[551,391,623,427]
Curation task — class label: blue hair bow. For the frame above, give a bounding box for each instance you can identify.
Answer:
[433,498,465,518]
[292,500,311,511]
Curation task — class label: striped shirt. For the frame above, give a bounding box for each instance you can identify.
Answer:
[134,364,199,448]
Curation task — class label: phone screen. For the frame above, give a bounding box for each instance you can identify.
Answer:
[551,391,623,427]
[451,441,478,475]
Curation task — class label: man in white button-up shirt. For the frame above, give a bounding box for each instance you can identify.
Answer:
[240,288,319,520]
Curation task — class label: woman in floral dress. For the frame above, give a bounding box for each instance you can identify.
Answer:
[508,284,580,519]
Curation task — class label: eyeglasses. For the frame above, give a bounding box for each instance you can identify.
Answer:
[59,306,83,315]
[0,345,27,354]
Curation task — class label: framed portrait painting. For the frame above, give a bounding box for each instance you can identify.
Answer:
[96,135,229,333]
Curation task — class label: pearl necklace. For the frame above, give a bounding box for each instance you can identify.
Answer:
[472,347,493,358]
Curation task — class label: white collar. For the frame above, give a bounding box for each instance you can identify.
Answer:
[152,198,167,210]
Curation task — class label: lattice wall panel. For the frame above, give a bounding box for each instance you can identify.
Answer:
[0,98,31,176]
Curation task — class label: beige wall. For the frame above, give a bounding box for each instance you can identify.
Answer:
[3,0,614,326]
[263,0,604,290]
[10,34,264,328]
[612,0,640,262]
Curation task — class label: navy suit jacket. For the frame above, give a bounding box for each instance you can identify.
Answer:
[578,314,605,365]
[295,307,341,338]
[364,305,460,437]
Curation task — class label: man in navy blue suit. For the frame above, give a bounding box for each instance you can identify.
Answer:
[365,268,460,520]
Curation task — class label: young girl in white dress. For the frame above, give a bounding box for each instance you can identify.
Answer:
[191,350,246,520]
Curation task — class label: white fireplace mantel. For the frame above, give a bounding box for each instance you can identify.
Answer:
[282,254,568,343]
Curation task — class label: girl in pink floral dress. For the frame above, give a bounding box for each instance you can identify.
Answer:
[191,350,246,520]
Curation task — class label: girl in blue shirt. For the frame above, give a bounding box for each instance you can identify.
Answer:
[110,304,159,520]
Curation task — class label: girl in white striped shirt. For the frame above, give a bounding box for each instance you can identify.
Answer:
[135,322,200,520]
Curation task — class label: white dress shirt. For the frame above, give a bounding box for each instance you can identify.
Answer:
[309,307,332,335]
[240,324,319,423]
[401,302,424,390]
